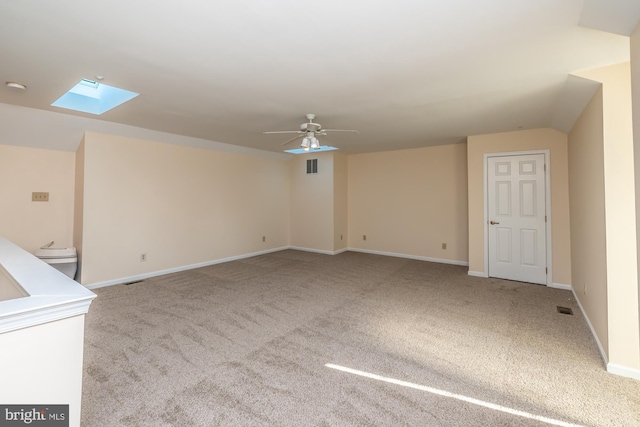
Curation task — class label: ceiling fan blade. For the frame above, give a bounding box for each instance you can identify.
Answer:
[323,129,360,134]
[281,134,305,146]
[263,130,303,135]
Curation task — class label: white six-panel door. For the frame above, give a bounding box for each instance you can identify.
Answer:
[487,154,547,284]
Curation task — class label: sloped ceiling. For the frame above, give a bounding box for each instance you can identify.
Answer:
[0,0,638,154]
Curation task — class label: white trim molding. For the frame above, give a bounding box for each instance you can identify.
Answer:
[468,270,489,278]
[0,237,96,334]
[549,283,572,291]
[88,246,469,290]
[607,363,640,381]
[348,248,469,266]
[86,246,290,289]
[288,246,341,256]
[571,287,609,369]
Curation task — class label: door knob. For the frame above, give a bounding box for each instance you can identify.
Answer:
[490,220,500,225]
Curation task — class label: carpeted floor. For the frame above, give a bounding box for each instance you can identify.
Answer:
[81,250,640,426]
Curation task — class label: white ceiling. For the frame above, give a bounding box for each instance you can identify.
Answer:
[0,0,639,155]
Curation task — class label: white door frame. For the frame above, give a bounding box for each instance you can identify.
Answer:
[483,149,552,285]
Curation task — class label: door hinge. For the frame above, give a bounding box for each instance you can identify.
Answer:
[544,164,546,172]
[545,215,547,223]
[546,267,548,274]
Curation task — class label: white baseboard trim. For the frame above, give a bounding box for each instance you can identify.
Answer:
[571,288,609,369]
[467,270,488,278]
[607,363,640,381]
[85,246,290,290]
[88,245,463,289]
[549,283,572,291]
[287,246,344,256]
[347,248,469,266]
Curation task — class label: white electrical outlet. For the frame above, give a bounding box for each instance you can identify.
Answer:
[32,192,49,202]
[140,253,147,262]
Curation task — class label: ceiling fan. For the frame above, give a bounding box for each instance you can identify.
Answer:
[263,114,359,151]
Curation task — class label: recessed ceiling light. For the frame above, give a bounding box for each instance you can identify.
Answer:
[6,82,26,90]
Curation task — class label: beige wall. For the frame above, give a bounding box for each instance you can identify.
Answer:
[78,132,290,285]
[289,152,335,252]
[571,62,640,372]
[598,63,639,371]
[568,87,608,354]
[348,143,468,263]
[632,19,640,355]
[0,145,75,252]
[333,152,348,252]
[73,137,85,280]
[466,128,572,286]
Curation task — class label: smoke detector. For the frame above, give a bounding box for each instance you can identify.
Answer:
[6,82,26,90]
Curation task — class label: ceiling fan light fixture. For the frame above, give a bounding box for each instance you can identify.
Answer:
[268,114,358,154]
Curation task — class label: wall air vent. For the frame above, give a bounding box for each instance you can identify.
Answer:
[306,159,318,174]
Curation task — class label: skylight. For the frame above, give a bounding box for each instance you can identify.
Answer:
[284,146,339,154]
[51,79,139,115]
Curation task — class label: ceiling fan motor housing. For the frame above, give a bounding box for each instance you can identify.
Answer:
[300,122,322,132]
